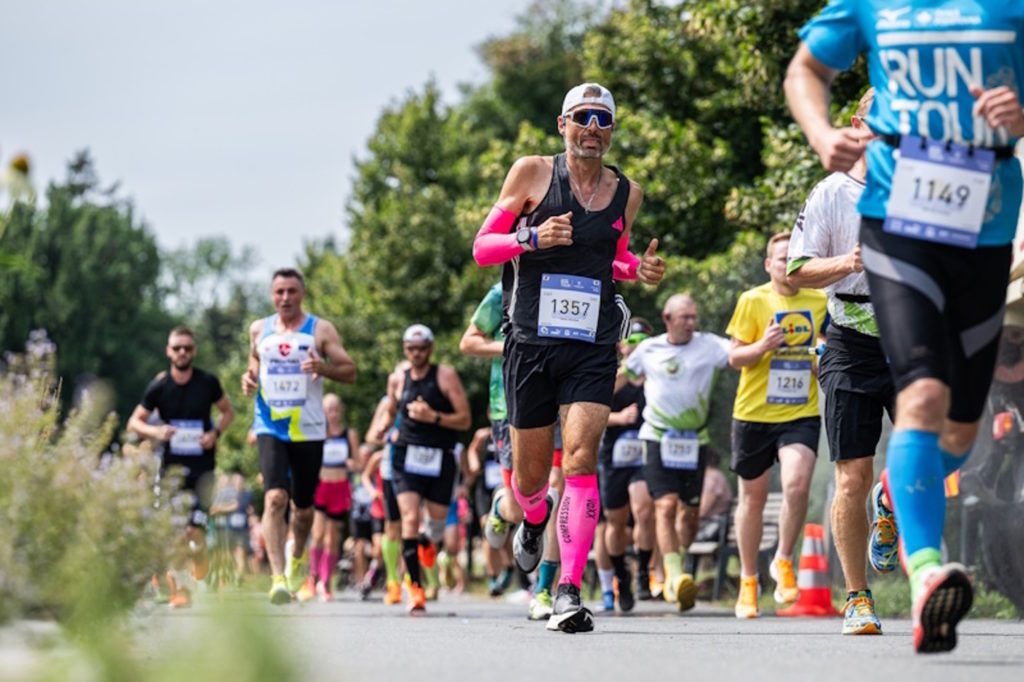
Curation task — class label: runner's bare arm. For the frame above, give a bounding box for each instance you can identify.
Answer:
[437,364,472,431]
[459,321,503,358]
[306,320,357,384]
[242,318,264,396]
[786,245,862,289]
[127,404,174,441]
[199,394,235,449]
[728,321,784,369]
[785,44,862,172]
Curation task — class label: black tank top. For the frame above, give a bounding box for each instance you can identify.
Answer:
[502,153,631,346]
[599,382,645,460]
[396,365,457,449]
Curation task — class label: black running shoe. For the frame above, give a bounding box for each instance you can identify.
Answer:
[546,583,594,633]
[513,488,559,573]
[616,575,635,612]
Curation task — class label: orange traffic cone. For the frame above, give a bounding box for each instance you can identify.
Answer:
[777,524,840,617]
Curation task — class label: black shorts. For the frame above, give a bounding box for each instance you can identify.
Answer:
[382,479,400,522]
[392,444,458,506]
[159,459,216,528]
[598,463,645,510]
[503,336,618,429]
[730,417,820,481]
[491,419,514,470]
[819,324,895,462]
[641,440,708,506]
[353,519,373,542]
[257,435,323,509]
[861,217,1011,422]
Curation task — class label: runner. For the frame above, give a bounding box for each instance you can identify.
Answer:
[296,393,361,602]
[598,316,654,612]
[726,233,827,619]
[241,268,357,605]
[373,324,471,613]
[127,325,235,608]
[618,296,732,613]
[466,419,512,595]
[352,443,381,598]
[785,1,1024,652]
[786,87,890,636]
[473,82,665,632]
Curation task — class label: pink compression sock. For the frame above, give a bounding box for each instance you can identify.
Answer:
[511,475,551,526]
[309,546,323,581]
[558,474,600,588]
[321,552,338,587]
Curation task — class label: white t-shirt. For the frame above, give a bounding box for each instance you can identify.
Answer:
[623,332,730,443]
[788,172,878,337]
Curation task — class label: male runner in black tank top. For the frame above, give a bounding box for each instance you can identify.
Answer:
[472,83,665,633]
[375,324,471,613]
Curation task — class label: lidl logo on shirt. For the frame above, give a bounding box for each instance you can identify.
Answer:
[775,310,814,348]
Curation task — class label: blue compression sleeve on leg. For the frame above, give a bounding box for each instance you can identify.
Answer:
[886,429,945,557]
[537,560,559,593]
[940,445,970,476]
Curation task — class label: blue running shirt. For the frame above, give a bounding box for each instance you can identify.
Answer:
[800,2,1024,245]
[252,313,326,441]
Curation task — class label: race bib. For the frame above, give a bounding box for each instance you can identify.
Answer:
[661,430,699,471]
[538,274,601,342]
[884,136,994,248]
[169,420,204,456]
[611,430,644,468]
[380,447,394,480]
[405,444,443,478]
[767,357,812,404]
[322,438,350,467]
[483,460,503,490]
[263,363,308,407]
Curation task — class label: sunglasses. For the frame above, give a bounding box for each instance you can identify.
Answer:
[170,345,195,353]
[625,333,648,346]
[567,108,614,129]
[404,344,430,353]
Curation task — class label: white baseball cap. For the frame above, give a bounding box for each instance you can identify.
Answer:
[561,82,616,119]
[403,324,434,343]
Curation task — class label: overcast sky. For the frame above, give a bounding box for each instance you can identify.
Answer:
[1,0,530,278]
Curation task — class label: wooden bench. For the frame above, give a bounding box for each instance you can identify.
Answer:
[684,491,783,601]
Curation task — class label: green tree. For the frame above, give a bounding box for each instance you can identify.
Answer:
[0,151,173,419]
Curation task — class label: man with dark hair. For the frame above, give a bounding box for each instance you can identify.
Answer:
[787,88,891,636]
[128,326,234,608]
[473,82,665,632]
[241,268,357,604]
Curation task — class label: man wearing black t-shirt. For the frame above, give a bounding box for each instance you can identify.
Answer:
[128,325,234,607]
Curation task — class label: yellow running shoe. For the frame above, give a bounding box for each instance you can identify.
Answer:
[735,575,760,619]
[649,575,664,600]
[769,556,799,604]
[670,573,698,612]
[384,580,402,605]
[269,576,292,605]
[285,548,309,593]
[296,576,316,603]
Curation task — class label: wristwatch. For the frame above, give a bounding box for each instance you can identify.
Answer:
[516,226,535,252]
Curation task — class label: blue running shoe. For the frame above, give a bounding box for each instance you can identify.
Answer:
[601,589,615,612]
[869,477,899,574]
[842,590,882,635]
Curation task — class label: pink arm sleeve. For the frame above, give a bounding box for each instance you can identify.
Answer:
[612,228,639,281]
[473,205,521,267]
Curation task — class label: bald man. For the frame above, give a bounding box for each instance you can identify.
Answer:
[615,294,732,612]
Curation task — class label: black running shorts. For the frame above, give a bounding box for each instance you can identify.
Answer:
[641,439,709,506]
[860,217,1011,423]
[257,435,324,509]
[503,336,618,429]
[730,417,820,481]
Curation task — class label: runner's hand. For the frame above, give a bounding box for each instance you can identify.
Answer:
[811,126,866,172]
[970,85,1024,136]
[241,369,258,396]
[637,238,665,285]
[619,403,640,423]
[406,395,436,423]
[199,430,218,449]
[156,424,177,441]
[847,243,863,274]
[761,319,785,352]
[301,348,321,380]
[536,211,574,249]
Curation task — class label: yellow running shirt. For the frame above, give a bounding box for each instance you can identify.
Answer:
[726,282,828,424]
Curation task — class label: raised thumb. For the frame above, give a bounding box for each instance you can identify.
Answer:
[644,238,659,257]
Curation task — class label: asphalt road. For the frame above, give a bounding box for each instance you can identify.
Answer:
[141,589,1024,682]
